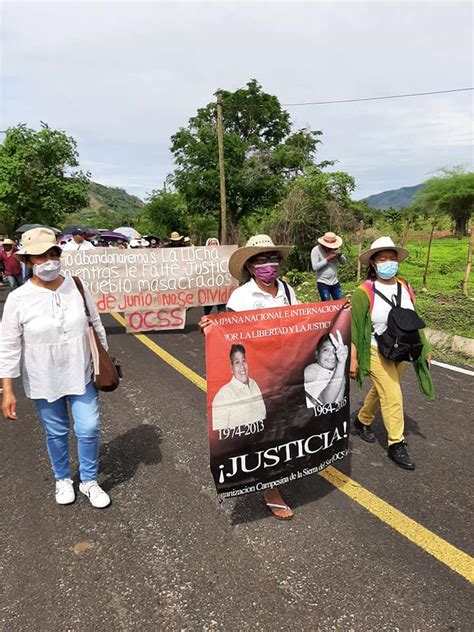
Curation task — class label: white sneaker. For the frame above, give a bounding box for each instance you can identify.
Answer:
[55,478,75,505]
[79,481,111,508]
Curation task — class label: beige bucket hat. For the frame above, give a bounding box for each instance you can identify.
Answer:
[359,236,409,265]
[228,234,292,282]
[317,232,343,249]
[15,227,60,260]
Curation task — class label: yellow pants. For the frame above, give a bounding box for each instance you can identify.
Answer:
[358,346,407,446]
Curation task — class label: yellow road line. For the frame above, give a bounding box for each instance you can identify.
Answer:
[111,313,206,392]
[110,312,474,584]
[320,467,473,583]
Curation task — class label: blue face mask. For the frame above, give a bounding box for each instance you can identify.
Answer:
[376,261,399,280]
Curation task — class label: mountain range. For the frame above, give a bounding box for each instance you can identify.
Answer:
[362,183,424,210]
[83,180,425,216]
[86,181,144,215]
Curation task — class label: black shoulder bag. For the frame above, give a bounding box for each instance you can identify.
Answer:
[373,282,425,362]
[281,280,292,305]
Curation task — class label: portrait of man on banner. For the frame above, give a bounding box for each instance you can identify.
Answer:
[212,344,266,431]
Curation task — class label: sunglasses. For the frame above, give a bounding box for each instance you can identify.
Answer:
[248,253,281,265]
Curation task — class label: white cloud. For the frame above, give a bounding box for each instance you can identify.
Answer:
[1,0,473,199]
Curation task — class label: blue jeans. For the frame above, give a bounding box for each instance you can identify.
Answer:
[317,281,343,301]
[34,381,101,482]
[6,274,23,290]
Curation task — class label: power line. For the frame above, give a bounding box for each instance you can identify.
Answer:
[281,87,473,106]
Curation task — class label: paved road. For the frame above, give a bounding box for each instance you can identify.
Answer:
[1,286,473,631]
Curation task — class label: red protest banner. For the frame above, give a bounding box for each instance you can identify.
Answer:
[205,301,351,501]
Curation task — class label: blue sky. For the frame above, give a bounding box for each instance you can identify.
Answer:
[2,0,473,200]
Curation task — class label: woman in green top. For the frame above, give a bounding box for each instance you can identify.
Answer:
[350,237,434,470]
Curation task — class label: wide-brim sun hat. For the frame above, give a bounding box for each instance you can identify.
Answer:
[2,238,15,246]
[15,227,61,260]
[359,236,409,265]
[317,232,343,249]
[228,234,292,282]
[169,231,184,241]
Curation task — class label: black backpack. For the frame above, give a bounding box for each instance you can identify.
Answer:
[373,281,425,362]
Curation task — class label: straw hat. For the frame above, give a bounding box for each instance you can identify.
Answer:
[2,238,15,246]
[169,231,184,241]
[228,234,292,282]
[16,227,60,260]
[317,232,342,249]
[359,236,409,265]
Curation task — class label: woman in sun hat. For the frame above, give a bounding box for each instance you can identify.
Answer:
[311,232,347,301]
[0,227,111,508]
[350,236,434,471]
[200,234,298,520]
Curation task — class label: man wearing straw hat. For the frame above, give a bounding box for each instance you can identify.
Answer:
[311,232,347,301]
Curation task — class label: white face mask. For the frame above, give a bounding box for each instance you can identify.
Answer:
[33,259,62,282]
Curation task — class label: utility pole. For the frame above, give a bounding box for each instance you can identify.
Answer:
[216,93,227,244]
[356,218,364,281]
[462,222,473,297]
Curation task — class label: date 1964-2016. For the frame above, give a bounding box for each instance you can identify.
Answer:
[217,420,265,440]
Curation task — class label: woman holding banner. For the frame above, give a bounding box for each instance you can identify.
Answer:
[350,236,434,470]
[0,227,111,508]
[200,234,299,520]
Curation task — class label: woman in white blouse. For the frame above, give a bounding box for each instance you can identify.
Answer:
[0,227,110,508]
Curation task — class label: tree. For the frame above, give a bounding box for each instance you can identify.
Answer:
[413,167,474,237]
[0,123,90,235]
[271,169,356,270]
[384,208,403,238]
[170,79,331,240]
[140,188,189,238]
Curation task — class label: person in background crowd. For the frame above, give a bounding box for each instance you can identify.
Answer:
[203,237,226,316]
[62,228,96,251]
[0,239,24,291]
[311,232,346,301]
[0,227,111,508]
[183,237,192,247]
[350,236,434,470]
[168,231,184,247]
[129,238,149,248]
[0,240,4,287]
[200,235,298,520]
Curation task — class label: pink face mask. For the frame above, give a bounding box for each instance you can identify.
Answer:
[254,263,279,285]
